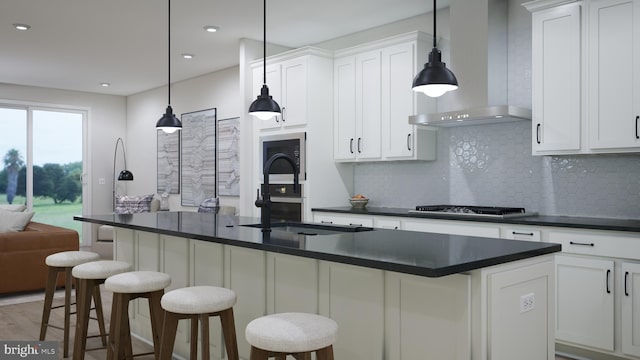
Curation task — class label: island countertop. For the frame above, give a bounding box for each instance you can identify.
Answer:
[74,211,561,278]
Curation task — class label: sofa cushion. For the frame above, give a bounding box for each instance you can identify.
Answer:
[0,209,35,232]
[0,204,26,212]
[115,194,154,214]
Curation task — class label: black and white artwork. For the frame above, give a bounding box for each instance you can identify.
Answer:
[217,117,240,196]
[180,108,216,206]
[157,131,180,194]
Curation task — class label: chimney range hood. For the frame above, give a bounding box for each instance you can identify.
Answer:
[410,0,531,127]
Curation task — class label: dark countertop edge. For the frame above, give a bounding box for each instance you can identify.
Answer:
[75,216,560,278]
[311,207,640,233]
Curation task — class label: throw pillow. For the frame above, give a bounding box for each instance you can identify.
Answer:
[0,204,26,212]
[0,209,34,232]
[115,194,155,214]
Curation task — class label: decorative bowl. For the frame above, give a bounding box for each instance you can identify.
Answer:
[349,198,369,209]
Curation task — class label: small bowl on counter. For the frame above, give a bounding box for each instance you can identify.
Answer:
[349,198,369,209]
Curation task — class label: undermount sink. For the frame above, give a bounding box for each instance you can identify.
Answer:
[241,221,374,236]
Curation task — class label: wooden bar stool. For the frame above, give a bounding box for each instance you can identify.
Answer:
[245,313,337,360]
[39,251,102,358]
[104,271,171,360]
[71,260,131,360]
[159,286,239,360]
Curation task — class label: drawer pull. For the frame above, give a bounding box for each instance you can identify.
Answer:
[349,223,363,227]
[569,241,594,247]
[512,231,534,236]
[606,269,611,294]
[320,220,333,224]
[625,271,630,297]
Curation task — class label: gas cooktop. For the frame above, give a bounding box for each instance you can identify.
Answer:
[408,205,535,219]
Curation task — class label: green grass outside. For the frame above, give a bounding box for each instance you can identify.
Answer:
[1,194,83,240]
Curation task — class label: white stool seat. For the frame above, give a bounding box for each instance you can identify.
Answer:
[161,286,236,314]
[245,313,338,353]
[45,251,101,267]
[72,260,131,280]
[105,271,171,293]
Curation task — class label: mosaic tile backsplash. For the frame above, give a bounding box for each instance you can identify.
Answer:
[355,122,640,219]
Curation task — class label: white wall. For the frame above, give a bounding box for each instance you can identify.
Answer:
[125,66,241,211]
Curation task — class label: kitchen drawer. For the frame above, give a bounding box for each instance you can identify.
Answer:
[500,226,541,241]
[313,213,374,227]
[401,219,500,238]
[548,229,640,260]
[374,218,401,230]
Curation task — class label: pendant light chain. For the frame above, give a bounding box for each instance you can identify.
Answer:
[262,0,267,85]
[432,0,437,48]
[168,0,172,105]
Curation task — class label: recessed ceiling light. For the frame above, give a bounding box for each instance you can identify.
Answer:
[13,23,31,31]
[203,25,219,33]
[100,82,110,87]
[182,53,194,59]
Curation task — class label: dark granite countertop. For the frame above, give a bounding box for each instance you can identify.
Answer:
[74,212,560,278]
[312,206,640,233]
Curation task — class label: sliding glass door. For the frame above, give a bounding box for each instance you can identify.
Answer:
[0,105,86,242]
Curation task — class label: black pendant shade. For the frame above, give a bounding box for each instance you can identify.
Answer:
[412,0,458,98]
[248,0,281,120]
[156,105,181,133]
[117,170,134,181]
[156,0,182,133]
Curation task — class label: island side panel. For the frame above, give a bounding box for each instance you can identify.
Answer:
[266,252,319,315]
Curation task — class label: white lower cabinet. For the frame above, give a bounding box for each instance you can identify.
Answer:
[555,255,615,351]
[623,262,640,357]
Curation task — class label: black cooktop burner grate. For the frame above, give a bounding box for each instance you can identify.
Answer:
[414,205,526,215]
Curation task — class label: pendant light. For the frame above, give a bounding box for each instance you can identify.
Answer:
[412,0,458,98]
[248,0,281,120]
[156,0,182,133]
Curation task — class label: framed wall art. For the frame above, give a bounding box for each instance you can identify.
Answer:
[180,108,216,206]
[217,117,240,196]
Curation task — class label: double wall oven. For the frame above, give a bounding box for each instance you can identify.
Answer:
[259,132,306,222]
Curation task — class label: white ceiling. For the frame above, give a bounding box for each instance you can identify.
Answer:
[0,0,442,96]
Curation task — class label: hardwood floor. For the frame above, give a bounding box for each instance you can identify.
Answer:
[0,288,155,360]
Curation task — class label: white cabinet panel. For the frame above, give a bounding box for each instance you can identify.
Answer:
[531,3,581,153]
[319,261,384,360]
[555,255,614,351]
[623,262,640,357]
[266,252,318,314]
[333,56,357,160]
[280,59,307,127]
[313,213,373,227]
[402,219,500,238]
[355,50,382,160]
[500,226,541,241]
[588,0,640,150]
[375,217,401,230]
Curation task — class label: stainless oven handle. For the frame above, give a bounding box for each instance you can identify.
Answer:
[270,197,303,204]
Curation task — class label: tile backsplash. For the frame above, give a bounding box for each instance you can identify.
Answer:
[355,122,640,219]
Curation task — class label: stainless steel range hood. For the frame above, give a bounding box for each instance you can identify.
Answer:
[410,0,531,127]
[409,106,531,127]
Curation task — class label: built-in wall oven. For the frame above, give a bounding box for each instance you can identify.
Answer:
[266,184,303,222]
[260,132,306,181]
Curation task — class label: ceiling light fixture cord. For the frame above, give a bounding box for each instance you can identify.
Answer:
[262,0,267,85]
[168,0,172,105]
[433,0,437,48]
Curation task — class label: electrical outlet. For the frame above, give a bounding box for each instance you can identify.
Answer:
[520,293,535,313]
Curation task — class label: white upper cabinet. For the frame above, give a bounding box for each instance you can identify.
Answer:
[530,2,582,154]
[333,32,437,162]
[588,0,640,150]
[253,57,309,131]
[526,0,640,154]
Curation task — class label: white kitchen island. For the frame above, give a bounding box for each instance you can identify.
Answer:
[75,212,560,360]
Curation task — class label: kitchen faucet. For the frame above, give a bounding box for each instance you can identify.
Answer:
[255,153,299,232]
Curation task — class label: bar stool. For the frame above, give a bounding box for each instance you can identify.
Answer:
[39,251,102,358]
[245,313,337,360]
[103,271,171,360]
[159,286,239,360]
[71,260,131,360]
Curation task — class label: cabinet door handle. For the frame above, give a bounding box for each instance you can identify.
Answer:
[569,241,594,247]
[536,123,541,144]
[407,134,412,151]
[625,271,630,296]
[281,106,286,122]
[349,138,354,154]
[512,231,534,236]
[636,115,639,139]
[320,220,333,224]
[275,115,280,123]
[357,138,362,153]
[606,269,611,294]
